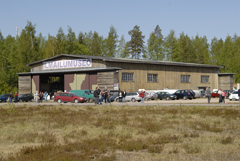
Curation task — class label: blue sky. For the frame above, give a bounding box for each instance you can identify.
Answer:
[1,0,239,43]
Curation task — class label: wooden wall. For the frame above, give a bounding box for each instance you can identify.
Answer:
[18,76,31,94]
[218,75,233,90]
[97,71,115,91]
[107,62,219,92]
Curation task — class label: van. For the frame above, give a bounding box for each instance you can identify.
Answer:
[69,90,94,103]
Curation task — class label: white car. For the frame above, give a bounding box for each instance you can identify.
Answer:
[229,91,239,101]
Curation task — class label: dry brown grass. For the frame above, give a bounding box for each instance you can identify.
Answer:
[1,104,240,160]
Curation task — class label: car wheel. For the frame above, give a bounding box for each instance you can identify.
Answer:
[19,99,23,102]
[131,98,136,102]
[57,99,61,103]
[183,96,187,100]
[166,97,170,100]
[74,99,79,103]
[229,99,232,101]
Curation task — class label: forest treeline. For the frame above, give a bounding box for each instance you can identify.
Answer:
[0,21,239,93]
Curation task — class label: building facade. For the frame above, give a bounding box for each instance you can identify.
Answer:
[17,54,230,94]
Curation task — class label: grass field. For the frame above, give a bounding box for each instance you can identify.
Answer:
[1,104,240,161]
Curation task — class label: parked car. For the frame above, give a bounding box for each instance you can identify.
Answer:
[18,94,34,102]
[70,90,95,103]
[0,94,11,102]
[211,91,228,98]
[157,91,177,100]
[54,92,87,103]
[229,91,239,101]
[109,90,123,99]
[116,92,141,102]
[224,90,233,98]
[147,92,158,100]
[173,90,193,100]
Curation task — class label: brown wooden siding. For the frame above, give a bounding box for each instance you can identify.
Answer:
[19,76,31,94]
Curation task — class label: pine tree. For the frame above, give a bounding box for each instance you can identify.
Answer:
[91,31,102,56]
[103,25,118,57]
[127,25,145,59]
[56,27,66,55]
[147,25,164,60]
[164,30,179,61]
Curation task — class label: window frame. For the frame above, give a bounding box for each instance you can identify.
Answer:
[147,73,158,82]
[122,73,134,82]
[180,75,191,83]
[201,75,209,83]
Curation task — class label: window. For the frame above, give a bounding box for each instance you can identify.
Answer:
[147,74,158,82]
[122,73,134,81]
[181,75,190,83]
[201,76,209,83]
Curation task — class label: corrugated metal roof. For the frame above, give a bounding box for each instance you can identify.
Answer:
[17,67,121,76]
[26,54,223,68]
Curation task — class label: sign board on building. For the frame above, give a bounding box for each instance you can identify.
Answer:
[43,59,92,70]
[114,83,119,90]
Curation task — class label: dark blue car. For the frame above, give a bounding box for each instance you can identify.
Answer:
[173,90,193,100]
[0,94,11,102]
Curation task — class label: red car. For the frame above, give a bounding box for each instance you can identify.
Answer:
[54,92,87,103]
[211,91,227,98]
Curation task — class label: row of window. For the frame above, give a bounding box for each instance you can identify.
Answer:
[122,73,210,83]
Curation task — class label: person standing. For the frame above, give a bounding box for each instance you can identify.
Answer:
[94,86,100,105]
[206,87,211,104]
[35,91,39,103]
[103,86,108,103]
[140,90,145,103]
[238,88,240,106]
[122,89,126,103]
[14,92,19,103]
[222,89,225,104]
[218,89,222,103]
[9,92,13,103]
[119,91,122,102]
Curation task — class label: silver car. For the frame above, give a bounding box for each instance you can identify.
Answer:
[116,92,141,102]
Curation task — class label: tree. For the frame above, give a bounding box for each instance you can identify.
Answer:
[17,21,39,72]
[55,27,66,55]
[178,32,195,63]
[103,25,118,57]
[210,37,224,65]
[164,30,179,61]
[116,35,128,58]
[147,25,165,60]
[127,25,145,59]
[91,31,102,56]
[44,34,57,58]
[192,35,209,64]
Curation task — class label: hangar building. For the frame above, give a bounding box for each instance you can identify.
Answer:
[17,54,234,94]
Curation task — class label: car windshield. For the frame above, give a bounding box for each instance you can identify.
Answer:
[232,91,238,94]
[166,92,170,95]
[19,94,25,97]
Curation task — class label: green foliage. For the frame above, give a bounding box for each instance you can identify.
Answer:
[0,20,240,94]
[127,25,145,59]
[147,25,165,60]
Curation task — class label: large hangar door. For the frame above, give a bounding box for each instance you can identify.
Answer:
[64,73,97,91]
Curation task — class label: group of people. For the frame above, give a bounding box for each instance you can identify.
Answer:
[94,86,113,105]
[8,92,19,103]
[93,86,146,104]
[34,91,48,103]
[217,89,226,104]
